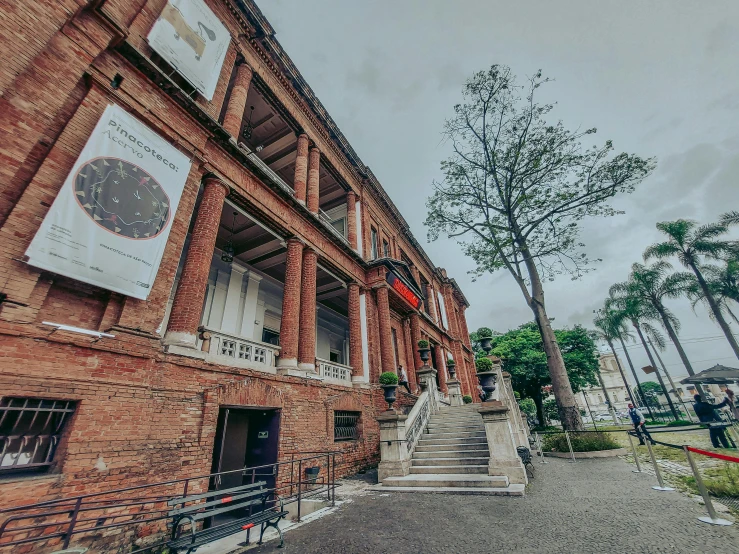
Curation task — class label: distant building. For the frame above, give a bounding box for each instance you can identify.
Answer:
[576,353,631,414]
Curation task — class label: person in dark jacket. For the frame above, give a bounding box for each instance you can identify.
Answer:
[627,403,654,445]
[692,394,732,449]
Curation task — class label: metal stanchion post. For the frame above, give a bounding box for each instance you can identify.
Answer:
[645,439,674,491]
[564,430,576,463]
[627,432,642,473]
[536,432,548,464]
[683,446,733,526]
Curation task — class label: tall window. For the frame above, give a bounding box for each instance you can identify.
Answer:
[0,398,76,474]
[382,239,390,258]
[371,227,378,259]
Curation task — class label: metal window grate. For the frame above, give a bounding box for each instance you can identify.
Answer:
[334,411,360,441]
[0,398,76,473]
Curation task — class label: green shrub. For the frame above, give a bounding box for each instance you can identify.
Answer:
[477,327,493,338]
[417,339,429,349]
[475,357,493,372]
[379,372,398,385]
[462,395,473,404]
[446,359,456,367]
[542,431,621,453]
[666,419,694,427]
[519,398,536,417]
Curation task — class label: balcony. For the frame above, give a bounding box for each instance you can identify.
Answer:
[200,327,280,372]
[316,358,353,386]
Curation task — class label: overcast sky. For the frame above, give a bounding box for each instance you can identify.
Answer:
[258,1,739,387]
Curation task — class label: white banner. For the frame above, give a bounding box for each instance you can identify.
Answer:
[148,0,230,100]
[26,104,191,300]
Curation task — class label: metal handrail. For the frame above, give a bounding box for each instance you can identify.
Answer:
[0,452,340,551]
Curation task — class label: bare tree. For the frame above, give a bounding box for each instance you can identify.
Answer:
[425,66,655,429]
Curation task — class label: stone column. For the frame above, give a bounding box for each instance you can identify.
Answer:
[307,147,320,213]
[220,264,247,334]
[276,238,304,370]
[409,313,423,372]
[293,134,309,204]
[416,367,439,414]
[434,345,449,394]
[479,401,528,485]
[297,248,318,372]
[348,283,364,385]
[346,190,357,250]
[164,178,228,348]
[222,61,253,139]
[377,412,410,480]
[376,286,396,375]
[425,283,438,322]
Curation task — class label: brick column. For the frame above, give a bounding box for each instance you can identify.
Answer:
[459,305,472,348]
[307,147,320,213]
[297,248,318,372]
[376,287,396,376]
[293,134,309,204]
[164,177,228,347]
[433,345,448,394]
[425,283,438,322]
[222,61,253,139]
[348,282,363,380]
[346,190,357,250]
[443,284,460,338]
[409,313,423,371]
[276,238,304,370]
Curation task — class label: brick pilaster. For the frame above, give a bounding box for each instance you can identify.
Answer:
[409,313,423,371]
[297,248,318,372]
[376,286,395,376]
[459,304,472,348]
[402,319,418,392]
[293,134,309,204]
[346,191,357,250]
[164,177,228,347]
[307,147,320,213]
[443,284,460,338]
[348,282,363,380]
[276,237,304,369]
[425,283,438,322]
[222,61,253,139]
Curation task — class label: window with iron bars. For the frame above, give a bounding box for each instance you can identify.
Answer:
[0,398,76,474]
[334,411,360,441]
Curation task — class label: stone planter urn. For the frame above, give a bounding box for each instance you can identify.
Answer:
[418,348,431,362]
[446,362,456,378]
[476,371,497,401]
[381,384,398,409]
[479,337,493,352]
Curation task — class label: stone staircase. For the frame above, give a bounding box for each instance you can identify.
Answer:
[379,405,524,495]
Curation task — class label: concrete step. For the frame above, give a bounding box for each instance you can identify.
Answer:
[429,415,482,422]
[369,484,524,496]
[412,457,490,466]
[425,427,485,434]
[418,437,487,446]
[382,474,509,489]
[427,422,483,429]
[413,449,490,459]
[409,465,488,475]
[422,430,487,439]
[415,442,488,452]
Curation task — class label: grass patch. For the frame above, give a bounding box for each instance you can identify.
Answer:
[665,420,695,427]
[676,464,739,499]
[542,431,621,453]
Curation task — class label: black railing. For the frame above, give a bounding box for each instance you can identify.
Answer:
[0,451,340,552]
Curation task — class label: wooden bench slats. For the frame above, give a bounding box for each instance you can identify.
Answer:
[168,488,266,517]
[167,481,266,506]
[167,510,288,549]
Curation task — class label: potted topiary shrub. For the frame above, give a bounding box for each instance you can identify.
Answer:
[475,356,496,401]
[477,327,494,352]
[379,371,399,409]
[446,358,456,378]
[417,339,430,362]
[462,394,473,404]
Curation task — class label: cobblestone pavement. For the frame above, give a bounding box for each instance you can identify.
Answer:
[250,456,738,554]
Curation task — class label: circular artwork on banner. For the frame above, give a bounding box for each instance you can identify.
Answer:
[73,157,171,240]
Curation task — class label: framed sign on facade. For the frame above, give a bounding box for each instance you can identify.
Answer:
[25,104,191,300]
[147,0,230,100]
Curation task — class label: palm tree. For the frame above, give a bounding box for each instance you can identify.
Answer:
[607,284,681,420]
[593,310,637,407]
[644,219,739,359]
[689,260,739,325]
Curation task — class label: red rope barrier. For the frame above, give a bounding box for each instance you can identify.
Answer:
[686,446,739,464]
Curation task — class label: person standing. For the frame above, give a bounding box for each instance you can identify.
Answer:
[693,394,733,449]
[627,403,654,445]
[398,365,412,394]
[725,388,739,421]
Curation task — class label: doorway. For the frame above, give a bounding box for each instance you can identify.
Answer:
[210,407,281,495]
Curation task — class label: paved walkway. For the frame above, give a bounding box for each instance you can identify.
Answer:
[250,456,738,554]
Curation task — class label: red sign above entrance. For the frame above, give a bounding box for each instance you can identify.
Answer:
[386,271,422,310]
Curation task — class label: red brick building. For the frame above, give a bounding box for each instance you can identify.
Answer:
[0,0,474,523]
